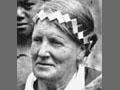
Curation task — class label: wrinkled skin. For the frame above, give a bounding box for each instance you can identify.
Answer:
[31,20,82,87]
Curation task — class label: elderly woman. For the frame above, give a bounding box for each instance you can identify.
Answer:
[24,0,102,90]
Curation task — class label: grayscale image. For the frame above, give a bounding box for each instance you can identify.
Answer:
[17,0,102,90]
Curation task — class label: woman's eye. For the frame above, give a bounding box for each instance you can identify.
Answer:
[33,37,42,43]
[50,39,63,46]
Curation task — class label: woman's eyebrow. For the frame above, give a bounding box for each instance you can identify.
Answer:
[49,33,65,41]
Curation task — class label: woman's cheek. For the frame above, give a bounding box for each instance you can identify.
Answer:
[30,43,38,61]
[52,47,73,62]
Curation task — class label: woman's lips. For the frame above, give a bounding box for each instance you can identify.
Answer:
[36,62,55,67]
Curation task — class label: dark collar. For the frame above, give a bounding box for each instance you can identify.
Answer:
[85,67,101,85]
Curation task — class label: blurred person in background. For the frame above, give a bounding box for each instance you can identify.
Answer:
[17,0,38,90]
[17,0,35,46]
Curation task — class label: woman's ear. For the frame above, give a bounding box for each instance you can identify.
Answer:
[76,48,85,64]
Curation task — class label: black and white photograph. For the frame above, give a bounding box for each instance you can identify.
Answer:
[17,0,102,90]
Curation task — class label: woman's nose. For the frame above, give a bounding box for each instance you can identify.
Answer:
[38,42,50,59]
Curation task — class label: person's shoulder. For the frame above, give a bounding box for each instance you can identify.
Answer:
[17,49,32,90]
[17,83,25,90]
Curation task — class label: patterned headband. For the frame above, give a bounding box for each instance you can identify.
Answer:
[32,10,93,45]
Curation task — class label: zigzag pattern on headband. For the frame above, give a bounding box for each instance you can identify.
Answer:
[32,10,94,45]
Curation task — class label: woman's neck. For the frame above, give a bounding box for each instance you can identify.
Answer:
[37,80,56,90]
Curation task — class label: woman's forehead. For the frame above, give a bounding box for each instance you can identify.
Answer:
[33,20,67,39]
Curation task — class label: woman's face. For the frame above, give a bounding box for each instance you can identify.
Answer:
[31,20,81,82]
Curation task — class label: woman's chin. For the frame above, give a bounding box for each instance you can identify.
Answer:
[33,66,58,80]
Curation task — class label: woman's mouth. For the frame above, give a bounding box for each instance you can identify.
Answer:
[36,62,55,67]
[35,62,55,71]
